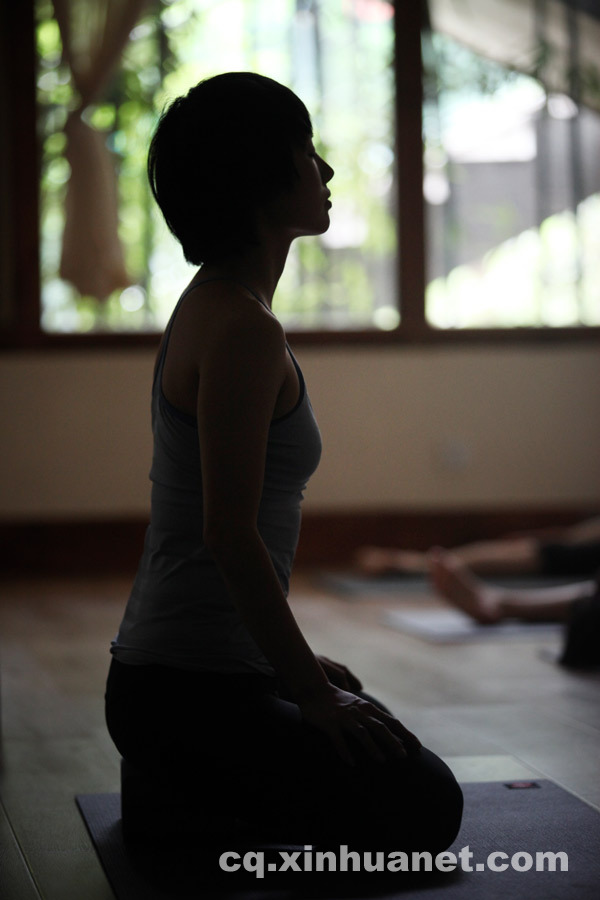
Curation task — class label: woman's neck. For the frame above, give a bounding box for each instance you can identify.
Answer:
[197,231,292,310]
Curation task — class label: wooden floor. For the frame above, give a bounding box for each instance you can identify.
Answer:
[0,570,599,899]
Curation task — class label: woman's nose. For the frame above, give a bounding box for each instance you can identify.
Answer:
[320,157,334,183]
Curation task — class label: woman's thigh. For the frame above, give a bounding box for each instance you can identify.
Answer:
[232,690,462,852]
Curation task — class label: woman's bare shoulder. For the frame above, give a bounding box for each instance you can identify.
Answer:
[191,281,282,350]
[168,280,285,372]
[161,280,286,416]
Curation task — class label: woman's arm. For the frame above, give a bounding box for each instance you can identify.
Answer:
[197,297,328,698]
[196,291,419,763]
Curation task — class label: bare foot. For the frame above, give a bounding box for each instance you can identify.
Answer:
[392,550,429,574]
[355,546,428,576]
[428,549,503,624]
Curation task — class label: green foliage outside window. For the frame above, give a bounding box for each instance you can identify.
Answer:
[37,2,600,335]
[36,0,396,334]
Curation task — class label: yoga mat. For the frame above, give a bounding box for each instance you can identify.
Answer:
[319,572,429,597]
[77,780,600,899]
[320,573,577,599]
[382,608,563,644]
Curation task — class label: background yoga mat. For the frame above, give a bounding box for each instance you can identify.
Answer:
[319,573,578,598]
[382,608,563,643]
[319,573,430,597]
[77,779,600,899]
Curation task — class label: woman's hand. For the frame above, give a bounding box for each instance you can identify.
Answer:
[316,655,363,692]
[299,683,421,767]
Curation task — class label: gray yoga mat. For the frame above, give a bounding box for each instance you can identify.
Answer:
[319,572,430,597]
[320,572,577,598]
[77,779,600,899]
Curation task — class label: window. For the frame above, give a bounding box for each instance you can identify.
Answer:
[4,0,600,347]
[36,0,397,336]
[423,8,600,329]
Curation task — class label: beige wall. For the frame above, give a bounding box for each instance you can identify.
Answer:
[1,343,599,520]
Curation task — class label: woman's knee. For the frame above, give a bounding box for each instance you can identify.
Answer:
[398,747,463,851]
[347,746,462,852]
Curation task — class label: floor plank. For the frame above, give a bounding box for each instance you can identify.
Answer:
[0,799,42,900]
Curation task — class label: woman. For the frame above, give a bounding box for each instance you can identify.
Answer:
[105,72,462,853]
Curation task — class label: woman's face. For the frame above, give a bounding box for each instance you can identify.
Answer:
[264,136,334,239]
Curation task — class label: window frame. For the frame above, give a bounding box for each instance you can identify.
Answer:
[2,0,599,352]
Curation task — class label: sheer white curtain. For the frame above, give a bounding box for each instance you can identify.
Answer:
[51,0,150,300]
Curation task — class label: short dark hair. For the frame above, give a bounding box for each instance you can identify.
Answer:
[147,72,313,265]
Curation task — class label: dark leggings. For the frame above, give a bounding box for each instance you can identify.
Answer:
[561,576,600,669]
[105,658,463,853]
[539,539,600,577]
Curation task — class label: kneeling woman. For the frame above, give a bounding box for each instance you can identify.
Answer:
[105,72,463,852]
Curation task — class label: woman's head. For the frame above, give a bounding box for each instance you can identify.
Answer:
[148,72,314,265]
